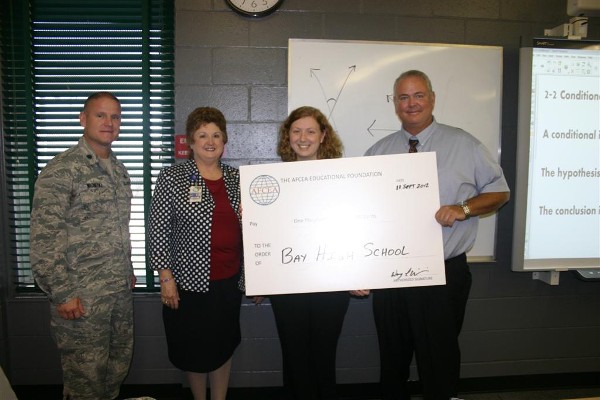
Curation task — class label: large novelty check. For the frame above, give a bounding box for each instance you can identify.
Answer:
[240,152,445,296]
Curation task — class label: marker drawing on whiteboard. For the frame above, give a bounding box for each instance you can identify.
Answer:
[309,65,356,122]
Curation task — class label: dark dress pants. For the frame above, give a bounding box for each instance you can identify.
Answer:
[373,253,472,400]
[271,291,350,400]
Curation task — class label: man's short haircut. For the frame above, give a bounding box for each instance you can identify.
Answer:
[393,70,434,94]
[83,92,121,112]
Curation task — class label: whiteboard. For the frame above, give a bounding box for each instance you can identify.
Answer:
[288,39,503,260]
[512,43,600,272]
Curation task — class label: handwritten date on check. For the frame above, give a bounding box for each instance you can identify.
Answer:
[240,152,446,296]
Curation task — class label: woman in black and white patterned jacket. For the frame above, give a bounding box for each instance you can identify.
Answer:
[149,107,242,400]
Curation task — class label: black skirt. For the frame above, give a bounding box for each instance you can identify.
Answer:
[162,274,242,372]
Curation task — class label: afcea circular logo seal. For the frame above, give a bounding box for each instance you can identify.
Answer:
[249,175,280,205]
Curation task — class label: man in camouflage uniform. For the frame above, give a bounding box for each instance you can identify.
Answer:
[30,92,135,400]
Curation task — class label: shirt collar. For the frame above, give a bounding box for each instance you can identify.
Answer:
[401,117,438,150]
[78,136,116,165]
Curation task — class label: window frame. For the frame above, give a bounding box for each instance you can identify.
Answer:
[1,0,175,293]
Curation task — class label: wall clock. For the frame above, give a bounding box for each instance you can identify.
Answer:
[225,0,283,18]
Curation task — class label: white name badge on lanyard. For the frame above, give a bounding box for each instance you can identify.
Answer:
[189,185,202,203]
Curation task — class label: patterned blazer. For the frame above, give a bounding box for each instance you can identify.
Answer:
[149,160,242,292]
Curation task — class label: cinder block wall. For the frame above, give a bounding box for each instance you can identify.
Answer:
[3,0,600,387]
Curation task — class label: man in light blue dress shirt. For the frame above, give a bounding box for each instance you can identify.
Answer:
[354,70,510,400]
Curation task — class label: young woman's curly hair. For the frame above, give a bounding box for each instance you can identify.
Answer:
[277,106,344,161]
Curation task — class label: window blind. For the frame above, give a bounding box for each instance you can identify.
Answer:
[1,0,175,291]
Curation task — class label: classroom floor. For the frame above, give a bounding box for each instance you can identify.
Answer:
[12,382,600,400]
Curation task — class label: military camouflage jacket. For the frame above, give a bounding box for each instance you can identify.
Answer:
[30,137,133,304]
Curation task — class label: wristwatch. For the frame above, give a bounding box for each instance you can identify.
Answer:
[459,201,471,219]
